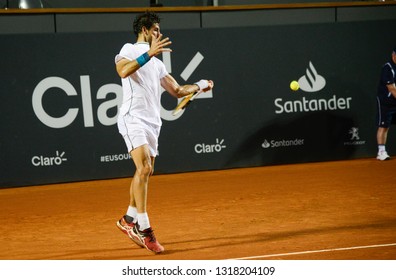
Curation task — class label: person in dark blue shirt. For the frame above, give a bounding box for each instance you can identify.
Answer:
[376,46,396,160]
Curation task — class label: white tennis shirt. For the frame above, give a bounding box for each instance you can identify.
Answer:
[115,42,168,127]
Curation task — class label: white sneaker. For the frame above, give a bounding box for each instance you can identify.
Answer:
[377,150,390,161]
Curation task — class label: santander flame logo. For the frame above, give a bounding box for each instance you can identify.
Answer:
[298,61,326,92]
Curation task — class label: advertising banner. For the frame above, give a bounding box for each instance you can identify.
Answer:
[1,21,395,187]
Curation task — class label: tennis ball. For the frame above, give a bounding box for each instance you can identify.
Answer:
[290,80,299,91]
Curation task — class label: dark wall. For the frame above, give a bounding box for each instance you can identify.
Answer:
[1,19,395,187]
[1,0,352,9]
[1,5,396,34]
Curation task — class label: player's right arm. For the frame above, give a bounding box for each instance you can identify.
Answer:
[116,58,141,79]
[116,34,172,79]
[161,75,213,98]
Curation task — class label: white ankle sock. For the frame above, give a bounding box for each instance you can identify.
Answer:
[126,206,137,223]
[378,145,386,153]
[137,213,150,230]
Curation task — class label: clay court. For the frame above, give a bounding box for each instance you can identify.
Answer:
[1,158,395,260]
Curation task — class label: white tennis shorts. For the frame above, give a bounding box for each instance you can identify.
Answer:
[117,114,160,157]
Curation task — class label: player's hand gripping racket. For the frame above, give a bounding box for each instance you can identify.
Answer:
[172,90,202,116]
[172,80,213,116]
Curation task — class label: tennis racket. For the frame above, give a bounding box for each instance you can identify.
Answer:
[172,90,202,116]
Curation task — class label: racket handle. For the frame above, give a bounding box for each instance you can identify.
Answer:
[189,90,201,101]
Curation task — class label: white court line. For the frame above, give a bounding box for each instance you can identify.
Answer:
[230,243,396,260]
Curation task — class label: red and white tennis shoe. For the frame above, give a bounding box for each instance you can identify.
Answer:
[133,225,164,254]
[116,216,144,248]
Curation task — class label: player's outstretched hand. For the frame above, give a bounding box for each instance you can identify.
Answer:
[149,34,172,57]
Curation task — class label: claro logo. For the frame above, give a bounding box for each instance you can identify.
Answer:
[32,151,67,166]
[194,138,226,154]
[33,53,213,129]
[32,76,122,128]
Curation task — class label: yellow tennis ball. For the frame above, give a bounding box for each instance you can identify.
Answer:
[290,80,299,91]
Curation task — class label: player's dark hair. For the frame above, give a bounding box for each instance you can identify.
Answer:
[133,12,161,37]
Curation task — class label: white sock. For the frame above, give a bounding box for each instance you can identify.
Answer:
[126,206,137,223]
[378,145,386,153]
[137,213,150,230]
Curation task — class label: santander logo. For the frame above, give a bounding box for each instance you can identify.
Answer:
[298,61,326,92]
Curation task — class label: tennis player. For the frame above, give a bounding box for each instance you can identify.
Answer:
[376,46,396,161]
[114,12,213,253]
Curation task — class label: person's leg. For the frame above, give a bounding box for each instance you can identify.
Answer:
[376,98,391,160]
[125,181,137,223]
[377,127,389,146]
[130,144,152,216]
[376,127,390,160]
[116,144,152,246]
[129,145,163,253]
[116,173,144,247]
[125,151,155,223]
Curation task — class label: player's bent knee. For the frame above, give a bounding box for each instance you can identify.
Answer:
[136,165,152,179]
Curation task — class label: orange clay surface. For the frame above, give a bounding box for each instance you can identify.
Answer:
[0,158,395,260]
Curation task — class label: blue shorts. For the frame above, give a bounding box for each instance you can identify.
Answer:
[376,97,396,128]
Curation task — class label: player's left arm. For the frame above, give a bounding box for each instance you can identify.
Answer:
[160,74,213,98]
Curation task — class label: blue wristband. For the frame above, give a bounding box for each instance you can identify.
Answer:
[136,52,150,67]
